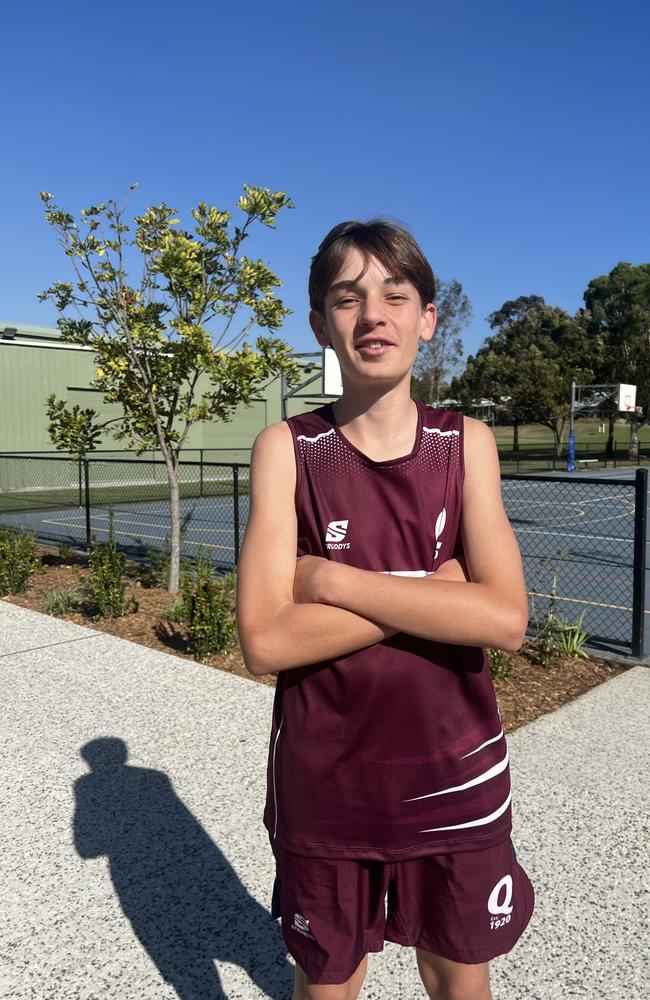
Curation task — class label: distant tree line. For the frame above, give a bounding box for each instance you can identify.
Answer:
[414,262,650,462]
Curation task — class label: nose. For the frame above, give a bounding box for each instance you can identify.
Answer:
[358,293,386,328]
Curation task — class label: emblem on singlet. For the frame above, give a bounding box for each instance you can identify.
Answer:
[326,519,350,550]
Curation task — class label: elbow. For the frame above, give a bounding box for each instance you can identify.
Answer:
[239,634,280,677]
[497,605,529,653]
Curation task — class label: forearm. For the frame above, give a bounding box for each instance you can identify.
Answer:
[310,563,526,651]
[239,600,396,675]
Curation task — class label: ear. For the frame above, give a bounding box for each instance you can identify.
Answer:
[419,303,437,343]
[309,309,331,349]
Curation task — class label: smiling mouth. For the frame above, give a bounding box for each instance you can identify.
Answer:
[355,340,394,350]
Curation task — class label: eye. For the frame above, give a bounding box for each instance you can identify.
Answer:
[387,294,408,302]
[336,296,359,307]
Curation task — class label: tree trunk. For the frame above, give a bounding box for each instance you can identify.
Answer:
[607,409,615,458]
[513,419,519,452]
[628,418,640,463]
[553,425,563,459]
[162,449,181,594]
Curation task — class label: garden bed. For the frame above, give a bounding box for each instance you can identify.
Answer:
[2,545,628,729]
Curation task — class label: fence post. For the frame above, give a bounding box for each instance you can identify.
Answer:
[200,449,204,498]
[632,468,647,658]
[78,456,83,507]
[233,465,240,566]
[83,459,91,551]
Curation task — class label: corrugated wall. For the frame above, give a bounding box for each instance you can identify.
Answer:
[0,331,332,456]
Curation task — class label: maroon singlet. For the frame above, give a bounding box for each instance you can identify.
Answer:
[263,402,512,860]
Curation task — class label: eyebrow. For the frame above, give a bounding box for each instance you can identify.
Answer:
[329,276,406,293]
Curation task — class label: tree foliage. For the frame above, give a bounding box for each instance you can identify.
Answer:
[583,262,650,458]
[452,296,601,455]
[412,278,471,404]
[40,184,299,591]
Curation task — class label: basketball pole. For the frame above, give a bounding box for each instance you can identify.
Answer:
[568,382,576,472]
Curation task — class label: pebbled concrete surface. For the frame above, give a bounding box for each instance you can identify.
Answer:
[1,601,648,999]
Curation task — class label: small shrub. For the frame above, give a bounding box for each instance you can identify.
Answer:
[487,648,511,680]
[555,611,589,658]
[57,542,72,561]
[44,587,81,616]
[165,596,187,623]
[137,543,172,589]
[171,550,236,660]
[86,515,137,618]
[0,529,39,596]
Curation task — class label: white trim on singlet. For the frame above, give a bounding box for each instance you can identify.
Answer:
[404,751,509,802]
[418,791,512,833]
[272,716,284,839]
[379,569,431,578]
[422,427,460,437]
[460,728,505,760]
[296,429,336,444]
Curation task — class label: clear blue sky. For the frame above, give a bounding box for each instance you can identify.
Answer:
[2,0,649,359]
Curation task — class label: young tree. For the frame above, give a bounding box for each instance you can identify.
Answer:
[39,185,299,592]
[412,278,471,404]
[452,296,601,457]
[583,262,650,461]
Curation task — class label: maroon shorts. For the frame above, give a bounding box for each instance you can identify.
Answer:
[271,839,534,986]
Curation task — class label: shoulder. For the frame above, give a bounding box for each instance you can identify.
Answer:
[462,415,498,451]
[462,417,500,488]
[251,421,293,460]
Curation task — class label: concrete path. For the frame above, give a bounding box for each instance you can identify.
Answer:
[1,601,648,1000]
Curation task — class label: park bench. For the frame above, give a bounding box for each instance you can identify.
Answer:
[576,458,599,468]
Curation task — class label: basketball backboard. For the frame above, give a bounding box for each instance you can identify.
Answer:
[322,347,342,396]
[617,384,637,412]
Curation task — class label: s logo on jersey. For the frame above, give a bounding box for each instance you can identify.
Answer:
[326,519,350,550]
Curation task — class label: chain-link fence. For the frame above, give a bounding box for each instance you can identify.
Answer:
[0,454,646,656]
[498,443,650,473]
[0,454,250,569]
[502,470,647,657]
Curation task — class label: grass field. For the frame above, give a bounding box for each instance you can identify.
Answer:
[493,418,649,473]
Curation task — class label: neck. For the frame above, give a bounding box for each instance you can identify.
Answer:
[332,380,419,461]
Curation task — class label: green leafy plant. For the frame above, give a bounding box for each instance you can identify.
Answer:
[554,611,589,658]
[57,542,72,561]
[44,587,81,616]
[86,513,138,619]
[0,529,39,596]
[487,648,512,680]
[167,550,235,660]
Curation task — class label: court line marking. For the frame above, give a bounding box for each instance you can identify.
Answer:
[527,590,650,614]
[515,527,633,543]
[41,515,235,537]
[38,520,235,553]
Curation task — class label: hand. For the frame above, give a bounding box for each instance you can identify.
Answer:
[433,555,470,583]
[293,554,330,604]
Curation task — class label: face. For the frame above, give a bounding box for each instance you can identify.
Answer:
[309,247,436,388]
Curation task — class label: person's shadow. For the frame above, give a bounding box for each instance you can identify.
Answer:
[73,737,293,999]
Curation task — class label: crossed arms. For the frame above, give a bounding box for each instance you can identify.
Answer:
[236,417,528,676]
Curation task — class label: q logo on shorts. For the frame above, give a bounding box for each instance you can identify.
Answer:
[488,874,514,916]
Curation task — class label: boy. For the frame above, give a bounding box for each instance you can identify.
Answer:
[237,220,534,1000]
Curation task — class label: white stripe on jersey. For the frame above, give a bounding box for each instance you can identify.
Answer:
[422,427,460,437]
[296,429,336,443]
[460,728,505,760]
[404,751,509,802]
[379,569,431,578]
[418,791,512,833]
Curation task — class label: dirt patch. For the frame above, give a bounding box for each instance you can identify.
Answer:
[2,546,628,726]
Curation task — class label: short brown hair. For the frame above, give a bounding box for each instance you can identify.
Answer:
[309,219,436,313]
